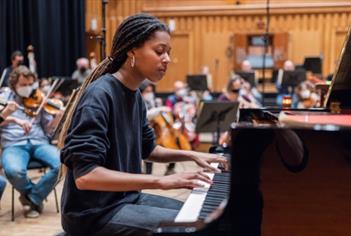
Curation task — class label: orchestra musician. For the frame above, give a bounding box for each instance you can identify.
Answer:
[0,50,24,88]
[275,60,298,107]
[59,13,227,236]
[71,57,92,85]
[0,66,61,218]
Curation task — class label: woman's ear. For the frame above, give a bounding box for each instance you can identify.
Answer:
[126,50,135,58]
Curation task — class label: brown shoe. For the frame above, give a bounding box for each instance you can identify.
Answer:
[19,194,44,213]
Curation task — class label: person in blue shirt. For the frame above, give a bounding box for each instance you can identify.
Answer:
[59,13,227,236]
[0,66,61,218]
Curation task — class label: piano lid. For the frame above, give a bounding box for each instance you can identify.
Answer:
[325,25,351,109]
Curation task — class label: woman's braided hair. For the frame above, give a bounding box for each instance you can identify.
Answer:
[58,13,169,149]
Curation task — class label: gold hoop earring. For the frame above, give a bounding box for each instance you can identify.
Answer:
[131,56,135,68]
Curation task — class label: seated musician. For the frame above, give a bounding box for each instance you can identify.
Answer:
[140,80,170,120]
[275,60,299,107]
[165,80,188,108]
[295,80,320,108]
[218,76,259,108]
[0,66,61,218]
[0,101,20,208]
[59,13,227,236]
[71,57,91,85]
[237,60,262,103]
[0,50,24,88]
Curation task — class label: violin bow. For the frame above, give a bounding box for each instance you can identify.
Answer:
[30,79,60,124]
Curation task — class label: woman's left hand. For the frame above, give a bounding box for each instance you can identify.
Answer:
[189,151,228,173]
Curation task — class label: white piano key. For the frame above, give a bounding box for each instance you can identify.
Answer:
[175,163,219,222]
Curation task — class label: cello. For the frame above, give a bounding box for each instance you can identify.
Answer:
[151,111,191,151]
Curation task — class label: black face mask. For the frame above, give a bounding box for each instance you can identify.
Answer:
[16,60,24,66]
[79,67,87,74]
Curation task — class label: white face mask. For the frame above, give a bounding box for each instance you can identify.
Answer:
[176,88,187,98]
[16,81,38,98]
[143,92,155,102]
[16,85,33,98]
[300,89,311,99]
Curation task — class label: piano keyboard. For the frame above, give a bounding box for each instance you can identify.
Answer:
[175,163,230,222]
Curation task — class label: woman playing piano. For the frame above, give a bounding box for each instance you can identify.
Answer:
[59,13,227,236]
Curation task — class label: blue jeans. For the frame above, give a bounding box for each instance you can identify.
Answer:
[1,143,60,206]
[94,193,183,236]
[0,175,6,200]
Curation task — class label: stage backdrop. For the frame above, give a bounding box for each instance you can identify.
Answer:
[0,0,85,77]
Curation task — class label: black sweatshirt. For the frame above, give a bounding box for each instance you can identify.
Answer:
[60,74,156,235]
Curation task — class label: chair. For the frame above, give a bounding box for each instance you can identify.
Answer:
[11,160,59,221]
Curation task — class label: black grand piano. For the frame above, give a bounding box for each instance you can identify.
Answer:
[154,27,351,236]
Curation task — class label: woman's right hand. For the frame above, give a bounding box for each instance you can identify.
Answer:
[14,118,32,134]
[157,171,212,190]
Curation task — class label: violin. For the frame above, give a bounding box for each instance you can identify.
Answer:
[23,89,64,117]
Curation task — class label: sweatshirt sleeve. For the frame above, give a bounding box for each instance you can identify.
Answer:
[61,88,111,180]
[141,99,156,160]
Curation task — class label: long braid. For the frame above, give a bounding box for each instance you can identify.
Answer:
[58,13,169,150]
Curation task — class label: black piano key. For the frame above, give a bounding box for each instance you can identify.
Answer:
[197,172,231,220]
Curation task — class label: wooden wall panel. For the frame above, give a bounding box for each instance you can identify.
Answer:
[289,31,321,64]
[203,32,234,91]
[86,0,351,92]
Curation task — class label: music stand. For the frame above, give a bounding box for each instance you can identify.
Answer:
[53,77,80,97]
[186,74,208,91]
[235,71,256,87]
[281,70,306,91]
[196,101,239,145]
[303,57,322,74]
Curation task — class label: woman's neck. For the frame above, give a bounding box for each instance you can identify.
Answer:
[113,67,144,91]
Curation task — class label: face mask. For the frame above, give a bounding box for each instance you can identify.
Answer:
[16,85,33,98]
[300,90,311,99]
[16,60,24,66]
[143,92,155,102]
[16,81,38,98]
[79,67,87,74]
[231,89,240,94]
[176,88,187,98]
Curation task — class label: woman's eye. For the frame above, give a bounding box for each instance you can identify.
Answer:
[156,50,163,55]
